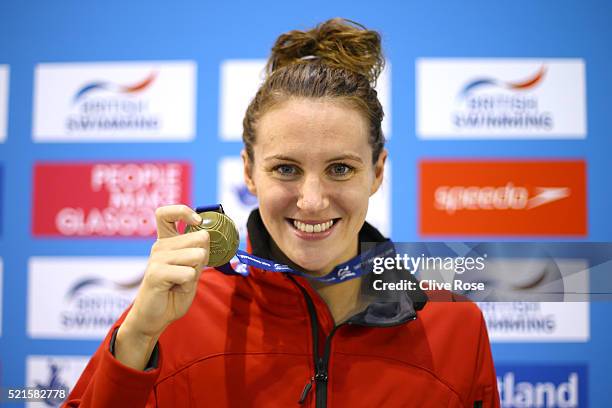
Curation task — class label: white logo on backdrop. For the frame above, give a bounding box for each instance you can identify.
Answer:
[26,355,89,408]
[219,60,392,140]
[218,157,391,239]
[217,157,256,240]
[28,257,146,339]
[33,61,196,142]
[497,369,582,408]
[416,59,586,138]
[435,184,572,214]
[476,259,590,342]
[367,159,392,237]
[0,65,9,142]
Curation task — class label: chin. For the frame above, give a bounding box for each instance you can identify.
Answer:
[278,246,320,271]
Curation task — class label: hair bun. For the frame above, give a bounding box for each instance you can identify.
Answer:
[266,18,384,85]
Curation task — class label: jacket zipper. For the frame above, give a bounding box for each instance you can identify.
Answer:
[290,276,341,408]
[290,275,417,406]
[314,324,342,407]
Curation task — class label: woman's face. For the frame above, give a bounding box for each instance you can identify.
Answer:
[242,98,386,276]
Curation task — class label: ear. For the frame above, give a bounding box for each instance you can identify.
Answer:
[241,149,257,196]
[370,149,387,196]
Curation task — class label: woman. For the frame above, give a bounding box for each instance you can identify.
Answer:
[66,18,499,407]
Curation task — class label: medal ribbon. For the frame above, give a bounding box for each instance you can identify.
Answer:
[196,204,396,284]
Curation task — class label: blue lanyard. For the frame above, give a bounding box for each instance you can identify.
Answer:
[195,205,395,284]
[218,243,395,283]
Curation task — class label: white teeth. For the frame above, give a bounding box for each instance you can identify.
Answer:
[292,219,335,233]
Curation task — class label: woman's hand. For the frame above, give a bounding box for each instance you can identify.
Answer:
[115,205,209,370]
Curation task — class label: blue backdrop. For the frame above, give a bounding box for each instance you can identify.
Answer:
[0,1,610,406]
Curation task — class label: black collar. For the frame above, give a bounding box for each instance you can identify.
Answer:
[246,209,427,326]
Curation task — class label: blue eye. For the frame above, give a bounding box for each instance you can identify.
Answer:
[274,164,298,177]
[329,163,354,177]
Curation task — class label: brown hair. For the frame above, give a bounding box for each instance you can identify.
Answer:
[242,18,386,164]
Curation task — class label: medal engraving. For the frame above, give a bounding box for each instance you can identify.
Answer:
[185,211,240,267]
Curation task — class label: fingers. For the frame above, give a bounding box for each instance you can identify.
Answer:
[152,247,209,269]
[145,263,201,291]
[152,229,210,252]
[155,205,202,239]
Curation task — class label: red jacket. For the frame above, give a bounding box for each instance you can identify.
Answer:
[65,212,500,407]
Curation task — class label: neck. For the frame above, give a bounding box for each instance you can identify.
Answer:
[311,277,365,324]
[270,239,364,324]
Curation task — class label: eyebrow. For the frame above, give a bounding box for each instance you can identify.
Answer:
[327,154,364,163]
[264,154,300,163]
[263,153,364,163]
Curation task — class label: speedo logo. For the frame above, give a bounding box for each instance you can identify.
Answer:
[435,183,570,214]
[419,160,586,236]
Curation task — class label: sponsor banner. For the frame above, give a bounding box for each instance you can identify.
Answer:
[219,60,391,140]
[367,160,392,237]
[218,61,265,142]
[217,157,257,239]
[416,59,586,138]
[0,65,8,142]
[32,162,191,237]
[419,160,587,236]
[496,364,587,408]
[33,61,196,142]
[28,257,145,339]
[26,355,90,407]
[477,258,589,342]
[481,301,590,342]
[218,157,391,239]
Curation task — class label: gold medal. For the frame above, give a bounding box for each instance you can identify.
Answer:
[185,210,240,267]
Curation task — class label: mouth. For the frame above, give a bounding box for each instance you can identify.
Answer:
[286,217,341,239]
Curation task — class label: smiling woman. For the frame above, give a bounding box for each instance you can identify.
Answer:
[245,98,385,277]
[65,18,500,408]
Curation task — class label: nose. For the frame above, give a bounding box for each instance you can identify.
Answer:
[297,175,329,213]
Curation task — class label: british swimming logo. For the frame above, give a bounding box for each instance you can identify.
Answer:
[417,59,586,138]
[33,61,196,141]
[65,275,142,300]
[459,65,546,99]
[72,71,157,103]
[28,257,146,339]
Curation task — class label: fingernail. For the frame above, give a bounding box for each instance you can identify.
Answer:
[192,213,202,224]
